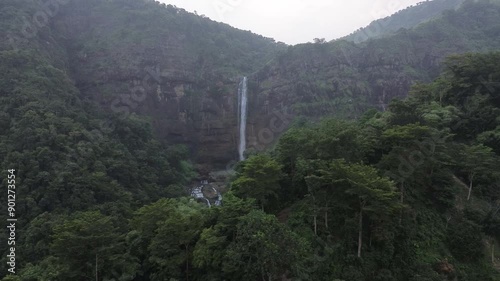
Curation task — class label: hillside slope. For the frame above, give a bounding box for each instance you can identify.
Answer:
[246,0,500,153]
[2,0,286,168]
[2,0,500,167]
[343,0,465,43]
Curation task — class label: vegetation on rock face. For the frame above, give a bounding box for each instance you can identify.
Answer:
[1,0,287,168]
[252,0,500,124]
[1,0,500,280]
[343,0,466,43]
[5,0,500,168]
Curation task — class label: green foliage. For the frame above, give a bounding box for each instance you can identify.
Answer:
[147,200,205,281]
[232,154,283,210]
[128,198,204,280]
[264,52,500,280]
[255,0,500,122]
[51,211,139,280]
[192,193,256,280]
[222,210,311,281]
[2,0,500,280]
[344,0,466,43]
[447,218,484,262]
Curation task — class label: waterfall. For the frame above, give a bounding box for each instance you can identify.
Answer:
[212,186,222,206]
[238,77,248,161]
[204,198,211,208]
[190,181,222,208]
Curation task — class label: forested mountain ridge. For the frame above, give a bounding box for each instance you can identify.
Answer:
[5,0,500,168]
[342,0,466,43]
[248,0,500,154]
[2,0,285,168]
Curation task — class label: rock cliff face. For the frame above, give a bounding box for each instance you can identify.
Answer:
[14,0,500,169]
[42,0,285,168]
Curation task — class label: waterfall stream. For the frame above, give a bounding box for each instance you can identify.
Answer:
[190,181,222,208]
[238,77,248,161]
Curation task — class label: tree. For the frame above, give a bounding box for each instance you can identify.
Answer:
[377,123,456,214]
[148,200,205,281]
[130,198,205,281]
[309,160,399,258]
[447,217,484,262]
[313,38,326,44]
[51,211,138,281]
[304,159,342,235]
[222,210,310,281]
[192,192,256,280]
[232,154,283,210]
[458,144,497,200]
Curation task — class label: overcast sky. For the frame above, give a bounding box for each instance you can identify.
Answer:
[158,0,424,45]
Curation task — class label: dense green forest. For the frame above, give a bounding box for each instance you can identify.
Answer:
[0,43,196,279]
[2,51,500,281]
[1,0,500,280]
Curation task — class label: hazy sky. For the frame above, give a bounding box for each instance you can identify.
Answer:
[159,0,424,45]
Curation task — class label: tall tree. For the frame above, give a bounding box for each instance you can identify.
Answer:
[311,160,399,258]
[222,210,310,281]
[51,211,138,281]
[458,144,497,200]
[232,154,283,210]
[148,201,205,281]
[192,193,256,280]
[130,198,205,281]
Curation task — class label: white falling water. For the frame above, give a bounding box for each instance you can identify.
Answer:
[212,186,223,206]
[238,77,248,161]
[190,181,222,208]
